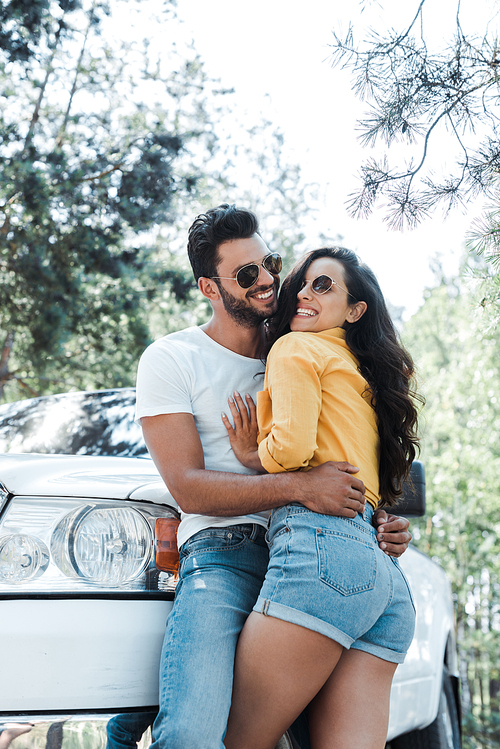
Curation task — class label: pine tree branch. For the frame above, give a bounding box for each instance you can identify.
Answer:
[55,4,96,148]
[23,21,63,152]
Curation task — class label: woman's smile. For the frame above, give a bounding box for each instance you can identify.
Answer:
[294,305,317,317]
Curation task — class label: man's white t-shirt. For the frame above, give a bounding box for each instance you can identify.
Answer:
[135,326,269,547]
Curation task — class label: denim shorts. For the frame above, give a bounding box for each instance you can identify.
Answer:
[253,504,416,664]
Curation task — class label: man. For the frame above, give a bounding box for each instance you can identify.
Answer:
[135,204,411,748]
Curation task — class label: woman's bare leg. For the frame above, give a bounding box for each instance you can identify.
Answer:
[308,649,397,749]
[224,612,344,749]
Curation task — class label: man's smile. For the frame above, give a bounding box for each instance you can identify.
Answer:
[253,288,274,301]
[248,282,278,303]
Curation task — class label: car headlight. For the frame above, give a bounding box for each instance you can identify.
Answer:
[0,496,178,593]
[0,533,50,582]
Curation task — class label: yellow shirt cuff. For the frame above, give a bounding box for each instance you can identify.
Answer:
[258,440,288,474]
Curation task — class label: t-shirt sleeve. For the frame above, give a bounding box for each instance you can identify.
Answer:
[135,340,193,423]
[257,336,322,473]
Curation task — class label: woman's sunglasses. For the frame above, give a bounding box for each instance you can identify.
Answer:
[211,253,282,290]
[300,274,351,297]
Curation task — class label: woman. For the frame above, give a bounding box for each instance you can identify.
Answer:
[221,247,421,749]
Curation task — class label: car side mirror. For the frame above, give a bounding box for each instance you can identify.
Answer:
[392,460,426,517]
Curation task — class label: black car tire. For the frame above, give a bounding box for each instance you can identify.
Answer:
[390,667,461,749]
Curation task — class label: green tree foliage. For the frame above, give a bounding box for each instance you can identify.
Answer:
[331,0,500,226]
[0,0,80,63]
[330,0,500,304]
[0,0,218,400]
[404,269,500,746]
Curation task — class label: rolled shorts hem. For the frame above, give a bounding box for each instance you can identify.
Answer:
[254,596,354,649]
[350,639,407,664]
[254,596,407,664]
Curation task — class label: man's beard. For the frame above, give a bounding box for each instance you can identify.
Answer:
[218,281,278,329]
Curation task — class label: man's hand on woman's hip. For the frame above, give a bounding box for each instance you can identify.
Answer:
[297,461,366,518]
[373,510,412,557]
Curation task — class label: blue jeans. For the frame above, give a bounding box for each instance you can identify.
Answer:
[150,523,269,749]
[106,712,157,748]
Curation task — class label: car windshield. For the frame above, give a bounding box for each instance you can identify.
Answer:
[0,389,148,457]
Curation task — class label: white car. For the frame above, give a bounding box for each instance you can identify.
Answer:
[0,389,461,748]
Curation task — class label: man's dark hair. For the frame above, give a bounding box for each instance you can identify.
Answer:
[187,204,260,281]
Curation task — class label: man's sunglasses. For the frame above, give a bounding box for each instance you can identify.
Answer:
[300,274,351,297]
[211,253,282,290]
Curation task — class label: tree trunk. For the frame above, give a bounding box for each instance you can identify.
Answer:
[0,331,14,400]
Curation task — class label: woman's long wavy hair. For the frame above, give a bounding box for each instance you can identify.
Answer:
[267,247,423,507]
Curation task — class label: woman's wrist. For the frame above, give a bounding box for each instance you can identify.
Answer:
[241,450,265,473]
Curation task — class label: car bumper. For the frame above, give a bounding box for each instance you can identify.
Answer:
[1,598,173,711]
[0,710,157,748]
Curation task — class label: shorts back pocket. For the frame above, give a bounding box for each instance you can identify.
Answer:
[315,528,377,595]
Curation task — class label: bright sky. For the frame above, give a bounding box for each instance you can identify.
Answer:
[171,0,497,317]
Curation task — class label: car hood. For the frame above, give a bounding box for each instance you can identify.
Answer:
[0,453,177,507]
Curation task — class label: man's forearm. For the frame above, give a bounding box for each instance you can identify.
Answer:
[168,462,366,519]
[141,413,366,519]
[169,466,299,516]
